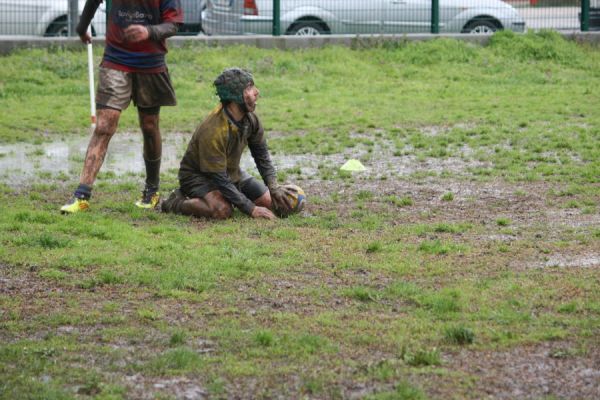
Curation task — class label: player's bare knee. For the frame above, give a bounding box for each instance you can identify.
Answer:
[93,122,116,141]
[141,122,159,138]
[180,198,202,217]
[212,202,233,220]
[254,191,271,208]
[139,114,159,135]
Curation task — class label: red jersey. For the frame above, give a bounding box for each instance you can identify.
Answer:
[102,0,183,73]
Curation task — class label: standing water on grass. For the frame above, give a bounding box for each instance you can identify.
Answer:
[0,133,328,186]
[0,131,489,186]
[0,133,189,185]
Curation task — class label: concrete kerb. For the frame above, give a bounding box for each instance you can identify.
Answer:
[167,33,494,50]
[1,32,599,55]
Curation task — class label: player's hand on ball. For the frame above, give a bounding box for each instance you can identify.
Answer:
[271,184,306,218]
[270,185,297,211]
[251,206,276,220]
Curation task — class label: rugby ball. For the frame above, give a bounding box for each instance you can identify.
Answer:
[275,184,306,217]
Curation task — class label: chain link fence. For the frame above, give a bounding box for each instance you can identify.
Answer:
[0,0,597,37]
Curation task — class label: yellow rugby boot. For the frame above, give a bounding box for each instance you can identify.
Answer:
[60,197,90,214]
[135,189,160,209]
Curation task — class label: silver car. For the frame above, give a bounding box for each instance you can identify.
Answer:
[0,0,106,36]
[179,0,208,34]
[203,0,525,35]
[0,1,206,37]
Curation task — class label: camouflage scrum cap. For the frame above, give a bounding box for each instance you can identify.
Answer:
[214,68,254,104]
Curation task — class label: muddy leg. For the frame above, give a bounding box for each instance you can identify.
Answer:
[79,108,120,186]
[180,191,233,220]
[138,110,161,191]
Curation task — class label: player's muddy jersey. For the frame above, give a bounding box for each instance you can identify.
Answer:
[179,105,269,184]
[102,0,183,72]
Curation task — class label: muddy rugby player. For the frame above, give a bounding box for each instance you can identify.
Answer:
[161,68,296,220]
[61,0,183,214]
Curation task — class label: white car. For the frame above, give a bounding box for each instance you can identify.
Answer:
[203,0,525,35]
[0,0,106,36]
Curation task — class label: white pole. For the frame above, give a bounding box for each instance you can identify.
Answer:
[86,27,96,129]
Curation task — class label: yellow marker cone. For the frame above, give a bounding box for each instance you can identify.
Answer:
[340,159,366,172]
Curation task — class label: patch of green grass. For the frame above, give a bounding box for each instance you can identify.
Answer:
[421,289,462,314]
[549,347,577,359]
[496,218,511,226]
[557,301,578,314]
[38,268,68,281]
[433,223,472,234]
[366,381,426,400]
[401,347,442,367]
[441,192,454,202]
[169,330,187,347]
[254,330,275,347]
[356,190,374,200]
[139,347,204,375]
[98,269,123,285]
[343,286,379,302]
[444,325,475,345]
[137,308,162,321]
[301,375,326,395]
[385,195,414,207]
[366,241,383,253]
[418,239,465,255]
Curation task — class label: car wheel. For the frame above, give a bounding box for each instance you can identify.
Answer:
[45,16,97,37]
[462,18,500,34]
[288,21,328,36]
[45,16,69,37]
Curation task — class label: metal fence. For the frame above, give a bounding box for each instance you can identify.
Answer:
[0,0,598,38]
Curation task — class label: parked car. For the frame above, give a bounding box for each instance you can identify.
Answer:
[180,0,207,34]
[203,0,525,35]
[0,0,106,36]
[0,1,207,37]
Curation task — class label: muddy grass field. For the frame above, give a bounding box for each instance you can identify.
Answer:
[1,32,599,399]
[1,134,598,399]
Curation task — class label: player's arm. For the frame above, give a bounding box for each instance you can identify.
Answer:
[125,22,179,43]
[206,172,255,215]
[248,140,276,188]
[76,0,103,43]
[206,172,273,219]
[248,118,294,210]
[126,2,182,43]
[146,22,179,41]
[147,0,184,41]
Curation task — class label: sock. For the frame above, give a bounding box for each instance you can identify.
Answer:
[74,184,92,200]
[162,190,185,214]
[144,157,161,193]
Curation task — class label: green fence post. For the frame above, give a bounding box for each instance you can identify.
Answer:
[68,0,78,36]
[106,0,111,33]
[273,0,281,36]
[431,0,439,33]
[581,0,590,31]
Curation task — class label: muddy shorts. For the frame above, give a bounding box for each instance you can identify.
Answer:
[180,170,267,202]
[96,67,177,111]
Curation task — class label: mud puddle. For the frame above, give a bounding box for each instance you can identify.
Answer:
[0,133,188,184]
[0,133,330,185]
[542,254,600,269]
[0,133,489,186]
